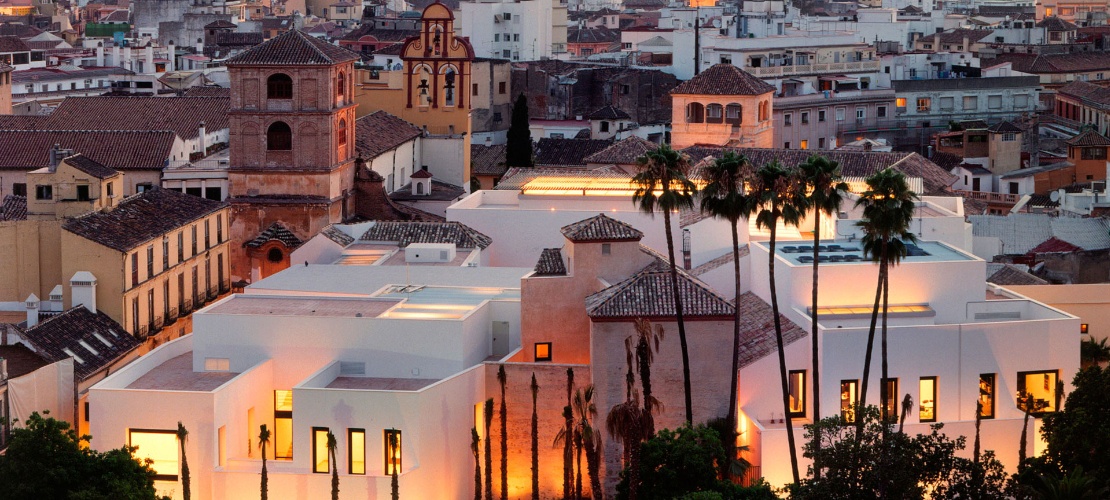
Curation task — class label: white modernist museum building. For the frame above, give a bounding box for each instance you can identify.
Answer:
[87,174,1079,498]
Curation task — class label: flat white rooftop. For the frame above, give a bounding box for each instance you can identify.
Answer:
[325,376,441,391]
[126,353,239,391]
[763,239,976,266]
[206,296,402,318]
[247,265,531,296]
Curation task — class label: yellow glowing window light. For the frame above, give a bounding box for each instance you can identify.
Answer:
[349,429,366,475]
[520,176,707,197]
[815,304,932,316]
[313,427,330,473]
[384,428,402,475]
[129,429,179,480]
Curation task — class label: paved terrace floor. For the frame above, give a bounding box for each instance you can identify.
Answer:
[326,376,441,391]
[206,296,402,318]
[127,353,239,391]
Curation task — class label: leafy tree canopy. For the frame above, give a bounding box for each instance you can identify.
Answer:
[0,412,164,500]
[1038,366,1110,489]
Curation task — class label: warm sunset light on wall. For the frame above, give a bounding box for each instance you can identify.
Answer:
[521,176,707,197]
[813,304,934,317]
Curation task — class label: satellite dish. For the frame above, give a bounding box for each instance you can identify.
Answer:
[1049,190,1061,202]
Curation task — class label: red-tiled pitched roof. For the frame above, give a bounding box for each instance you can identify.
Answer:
[588,104,631,120]
[671,63,775,96]
[1058,80,1110,107]
[19,306,140,380]
[561,213,644,242]
[45,96,229,140]
[584,136,656,165]
[993,52,1110,74]
[244,221,303,249]
[0,130,177,171]
[355,110,422,159]
[0,35,29,52]
[1027,236,1082,254]
[63,188,225,252]
[568,27,621,44]
[987,264,1048,285]
[470,143,507,176]
[734,292,807,369]
[1066,129,1110,146]
[586,247,734,320]
[1037,16,1078,31]
[534,138,614,166]
[533,247,567,276]
[64,154,119,179]
[359,220,492,249]
[226,28,359,65]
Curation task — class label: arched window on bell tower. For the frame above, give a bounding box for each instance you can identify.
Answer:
[443,67,457,107]
[267,121,292,150]
[267,73,293,99]
[337,72,346,105]
[337,119,348,157]
[414,64,432,107]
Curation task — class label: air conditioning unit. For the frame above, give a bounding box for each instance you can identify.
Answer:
[405,243,456,263]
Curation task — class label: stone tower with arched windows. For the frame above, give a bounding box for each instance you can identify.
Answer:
[224,29,360,282]
[669,63,776,149]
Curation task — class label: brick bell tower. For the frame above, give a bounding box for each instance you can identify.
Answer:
[224,29,360,282]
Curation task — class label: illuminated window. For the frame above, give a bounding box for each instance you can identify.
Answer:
[349,429,366,474]
[1081,323,1089,334]
[979,373,995,419]
[204,358,230,371]
[1017,370,1060,415]
[129,429,178,481]
[384,429,402,475]
[895,97,907,108]
[881,378,898,421]
[919,377,937,423]
[916,98,931,113]
[274,390,293,459]
[840,380,858,422]
[534,342,552,362]
[788,370,806,417]
[800,140,808,150]
[313,427,330,473]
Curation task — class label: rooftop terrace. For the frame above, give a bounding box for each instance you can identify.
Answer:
[126,353,239,391]
[765,239,976,266]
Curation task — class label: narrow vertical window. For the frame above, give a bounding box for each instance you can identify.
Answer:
[274,390,293,459]
[349,429,366,474]
[788,370,806,417]
[978,374,995,419]
[312,427,330,473]
[840,379,858,423]
[919,376,937,423]
[881,378,899,422]
[384,429,402,475]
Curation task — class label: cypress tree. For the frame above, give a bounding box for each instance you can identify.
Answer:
[507,94,533,168]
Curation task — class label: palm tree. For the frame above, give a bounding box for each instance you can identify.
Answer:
[607,391,648,500]
[1081,337,1110,368]
[531,373,539,500]
[327,431,339,500]
[748,160,806,484]
[796,154,849,478]
[258,424,271,500]
[389,429,400,500]
[856,168,918,427]
[497,366,508,500]
[698,150,754,476]
[473,428,482,500]
[633,143,697,424]
[629,318,664,437]
[573,386,601,500]
[176,422,191,500]
[484,398,494,500]
[562,368,575,499]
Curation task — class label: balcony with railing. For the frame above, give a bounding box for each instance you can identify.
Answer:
[208,287,218,301]
[953,190,1021,205]
[166,306,179,325]
[747,60,880,78]
[137,325,149,339]
[182,299,193,315]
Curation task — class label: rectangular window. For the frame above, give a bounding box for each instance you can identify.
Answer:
[896,97,907,108]
[916,98,931,112]
[1003,133,1016,142]
[784,113,792,126]
[472,83,479,96]
[132,253,139,286]
[988,95,1002,109]
[1082,147,1107,160]
[313,427,330,473]
[800,140,808,150]
[35,185,52,200]
[349,429,366,474]
[163,238,169,270]
[204,358,230,371]
[205,220,211,249]
[1015,95,1030,108]
[788,370,806,417]
[940,97,954,110]
[877,106,887,118]
[12,183,26,196]
[818,137,825,149]
[129,429,178,481]
[979,373,996,419]
[178,232,184,262]
[835,108,845,121]
[147,246,154,279]
[818,110,826,122]
[601,243,611,255]
[801,112,809,124]
[274,390,293,459]
[919,377,937,422]
[881,378,899,421]
[1017,370,1060,415]
[76,184,90,201]
[498,82,507,94]
[217,215,223,243]
[856,107,866,120]
[963,95,978,110]
[494,33,500,42]
[384,429,402,475]
[840,379,858,423]
[191,225,198,256]
[534,342,552,361]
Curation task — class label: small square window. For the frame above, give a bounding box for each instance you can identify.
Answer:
[534,342,552,361]
[1081,323,1089,334]
[602,243,611,255]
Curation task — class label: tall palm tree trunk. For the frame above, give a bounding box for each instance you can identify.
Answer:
[574,431,583,499]
[531,374,540,500]
[499,368,508,500]
[810,215,822,480]
[585,437,601,500]
[768,225,801,484]
[727,220,742,480]
[663,211,694,424]
[330,439,340,500]
[880,243,890,428]
[261,440,268,500]
[858,256,886,424]
[485,398,494,500]
[637,337,655,437]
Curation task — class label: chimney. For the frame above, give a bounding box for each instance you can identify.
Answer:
[123,45,132,70]
[484,136,492,146]
[196,37,204,55]
[864,141,873,152]
[112,44,120,67]
[145,43,154,73]
[932,33,940,51]
[70,271,97,313]
[198,121,207,154]
[49,144,73,170]
[167,40,175,72]
[962,35,969,51]
[25,294,40,328]
[96,41,104,66]
[48,285,63,312]
[1,357,8,383]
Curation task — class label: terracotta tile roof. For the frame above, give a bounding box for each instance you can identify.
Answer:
[0,23,42,38]
[64,188,225,252]
[341,24,420,42]
[0,114,42,129]
[689,246,749,276]
[670,63,775,96]
[584,136,656,165]
[534,138,614,166]
[588,104,630,120]
[225,28,359,66]
[1027,236,1083,254]
[0,35,29,52]
[205,19,237,28]
[0,130,177,171]
[1037,16,1078,31]
[19,306,140,380]
[183,86,231,97]
[994,52,1110,74]
[568,27,620,44]
[494,165,629,190]
[534,247,567,276]
[64,154,119,179]
[11,66,134,85]
[355,110,422,159]
[1066,129,1110,146]
[244,221,303,249]
[734,291,808,369]
[928,151,964,171]
[390,179,466,202]
[215,31,263,46]
[929,28,992,45]
[561,213,644,242]
[987,121,1023,133]
[0,344,49,379]
[359,220,492,249]
[471,143,507,176]
[586,247,734,320]
[321,225,355,246]
[374,43,404,55]
[410,169,433,179]
[1058,81,1110,108]
[683,146,957,195]
[987,264,1049,285]
[46,95,229,140]
[1,194,27,221]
